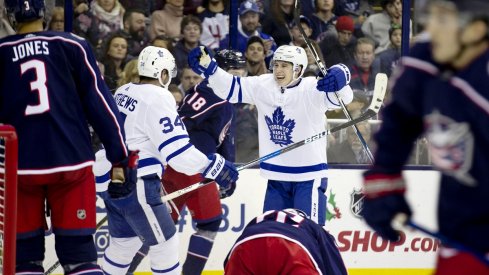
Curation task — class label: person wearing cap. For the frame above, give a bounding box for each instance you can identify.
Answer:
[219,0,277,66]
[319,15,356,67]
[377,24,402,76]
[289,15,314,47]
[310,0,338,41]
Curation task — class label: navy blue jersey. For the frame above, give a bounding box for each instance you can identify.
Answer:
[224,209,347,275]
[0,31,127,174]
[178,79,235,161]
[374,41,489,252]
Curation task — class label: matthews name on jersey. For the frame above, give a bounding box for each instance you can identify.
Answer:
[0,31,127,174]
[207,68,353,181]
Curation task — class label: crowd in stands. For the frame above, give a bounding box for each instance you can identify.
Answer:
[0,0,430,165]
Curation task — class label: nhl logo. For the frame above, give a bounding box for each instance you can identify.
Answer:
[77,209,87,220]
[350,189,365,218]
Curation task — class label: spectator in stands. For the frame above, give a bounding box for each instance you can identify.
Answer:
[116,9,149,59]
[168,83,185,105]
[302,41,325,77]
[328,121,373,164]
[348,37,381,103]
[361,0,408,54]
[178,65,203,94]
[289,15,313,48]
[245,36,268,76]
[198,0,229,50]
[173,15,203,85]
[219,0,277,65]
[99,33,129,91]
[151,34,175,53]
[319,15,356,67]
[117,58,139,87]
[74,0,125,51]
[119,0,153,16]
[262,0,295,47]
[149,0,184,41]
[334,0,372,29]
[310,0,337,41]
[378,24,402,76]
[0,0,15,38]
[46,6,64,32]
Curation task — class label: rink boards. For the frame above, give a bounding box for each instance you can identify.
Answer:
[44,168,440,275]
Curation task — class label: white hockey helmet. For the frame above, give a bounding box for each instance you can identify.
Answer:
[138,46,177,88]
[272,45,308,80]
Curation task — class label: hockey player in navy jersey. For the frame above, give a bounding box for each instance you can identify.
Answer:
[94,46,239,275]
[0,0,135,274]
[126,49,244,275]
[188,44,353,226]
[224,209,347,274]
[360,0,489,274]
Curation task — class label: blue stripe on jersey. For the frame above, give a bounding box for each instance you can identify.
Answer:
[260,162,328,173]
[158,135,189,151]
[166,143,193,163]
[152,262,180,273]
[103,254,131,268]
[237,77,242,103]
[326,92,340,106]
[139,158,162,168]
[227,77,237,101]
[96,172,110,184]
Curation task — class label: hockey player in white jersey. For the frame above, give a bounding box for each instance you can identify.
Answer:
[96,46,239,274]
[188,45,353,225]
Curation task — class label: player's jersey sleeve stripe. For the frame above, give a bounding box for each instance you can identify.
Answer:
[237,77,243,103]
[260,162,328,173]
[326,92,340,106]
[165,143,194,163]
[158,134,189,151]
[402,56,439,75]
[226,77,237,101]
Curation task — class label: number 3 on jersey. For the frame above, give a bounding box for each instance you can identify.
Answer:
[160,115,185,133]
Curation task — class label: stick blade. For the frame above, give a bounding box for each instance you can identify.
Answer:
[368,73,388,114]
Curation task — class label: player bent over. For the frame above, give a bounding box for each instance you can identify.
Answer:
[188,45,353,225]
[127,50,245,275]
[360,0,489,274]
[94,46,239,275]
[224,209,347,274]
[0,0,135,273]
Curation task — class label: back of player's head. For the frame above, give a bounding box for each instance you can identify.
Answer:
[5,0,45,25]
[138,46,177,88]
[215,49,246,71]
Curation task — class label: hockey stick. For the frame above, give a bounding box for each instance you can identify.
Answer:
[162,73,387,201]
[393,215,489,266]
[293,0,375,163]
[44,216,109,275]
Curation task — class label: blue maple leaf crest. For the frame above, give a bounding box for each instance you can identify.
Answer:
[265,107,295,146]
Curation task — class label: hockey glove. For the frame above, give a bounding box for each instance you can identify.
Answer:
[316,64,351,93]
[188,46,217,78]
[219,181,236,199]
[202,153,239,189]
[361,170,412,242]
[108,150,139,199]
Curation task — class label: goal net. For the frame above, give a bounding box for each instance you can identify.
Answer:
[0,125,18,275]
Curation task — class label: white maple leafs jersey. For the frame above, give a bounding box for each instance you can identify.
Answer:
[208,68,353,181]
[113,83,210,178]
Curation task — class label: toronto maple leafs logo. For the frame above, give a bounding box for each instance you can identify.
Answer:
[265,107,295,146]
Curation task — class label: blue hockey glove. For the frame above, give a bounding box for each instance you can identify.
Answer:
[361,170,412,242]
[202,153,239,189]
[219,181,236,199]
[108,150,139,199]
[316,64,351,93]
[188,46,217,78]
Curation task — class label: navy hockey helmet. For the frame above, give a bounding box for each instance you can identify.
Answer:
[5,0,45,25]
[214,49,246,71]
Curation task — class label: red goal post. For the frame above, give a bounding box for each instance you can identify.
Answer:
[0,125,18,275]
